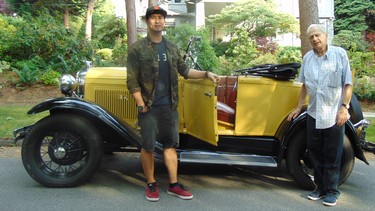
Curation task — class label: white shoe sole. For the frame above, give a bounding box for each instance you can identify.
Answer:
[167,191,193,200]
[308,195,324,201]
[145,196,160,202]
[323,201,337,206]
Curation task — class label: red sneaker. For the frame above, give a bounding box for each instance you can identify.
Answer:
[145,183,159,202]
[167,183,193,200]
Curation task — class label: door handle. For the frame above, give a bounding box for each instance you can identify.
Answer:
[204,92,212,97]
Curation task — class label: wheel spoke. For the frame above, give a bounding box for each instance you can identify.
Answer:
[65,136,82,148]
[66,148,87,153]
[34,131,89,176]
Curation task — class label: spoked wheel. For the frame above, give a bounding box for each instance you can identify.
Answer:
[286,129,355,190]
[22,114,103,187]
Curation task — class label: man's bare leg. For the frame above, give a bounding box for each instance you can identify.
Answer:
[163,148,178,183]
[141,148,155,183]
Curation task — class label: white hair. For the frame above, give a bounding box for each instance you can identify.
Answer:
[307,24,327,35]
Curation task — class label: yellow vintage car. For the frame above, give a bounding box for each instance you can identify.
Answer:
[14,38,370,190]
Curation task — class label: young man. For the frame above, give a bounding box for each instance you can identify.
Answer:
[126,5,220,202]
[287,24,353,206]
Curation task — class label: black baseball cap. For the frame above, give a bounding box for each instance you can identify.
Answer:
[145,5,167,19]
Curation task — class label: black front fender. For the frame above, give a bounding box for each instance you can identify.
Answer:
[27,97,141,149]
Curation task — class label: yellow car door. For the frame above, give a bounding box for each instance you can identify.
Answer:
[182,79,219,146]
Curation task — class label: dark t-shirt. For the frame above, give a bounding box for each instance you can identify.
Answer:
[153,41,171,106]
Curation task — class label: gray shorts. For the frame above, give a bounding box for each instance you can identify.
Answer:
[138,106,179,151]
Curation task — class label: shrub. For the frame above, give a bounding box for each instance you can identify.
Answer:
[248,53,278,67]
[255,37,278,54]
[354,76,375,101]
[166,24,219,72]
[92,15,127,49]
[348,51,375,78]
[0,14,17,60]
[0,61,12,73]
[210,39,231,57]
[2,11,93,75]
[216,53,278,76]
[223,28,259,70]
[40,69,61,86]
[111,35,128,67]
[95,48,113,67]
[215,56,234,76]
[332,30,369,52]
[278,46,302,64]
[13,60,41,85]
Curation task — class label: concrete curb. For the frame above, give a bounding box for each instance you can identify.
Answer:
[0,139,22,147]
[364,112,375,118]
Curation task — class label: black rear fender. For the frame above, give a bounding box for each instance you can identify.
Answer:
[278,111,368,165]
[349,94,364,125]
[27,97,141,149]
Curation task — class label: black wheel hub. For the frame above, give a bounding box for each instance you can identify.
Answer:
[48,134,85,165]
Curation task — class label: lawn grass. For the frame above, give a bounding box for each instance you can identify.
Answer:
[365,117,375,143]
[0,105,48,139]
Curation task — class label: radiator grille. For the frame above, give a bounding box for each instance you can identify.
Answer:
[94,88,137,123]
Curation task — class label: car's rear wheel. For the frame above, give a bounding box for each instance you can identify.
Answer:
[22,113,103,187]
[286,128,355,190]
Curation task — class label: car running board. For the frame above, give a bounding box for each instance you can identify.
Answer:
[179,151,278,167]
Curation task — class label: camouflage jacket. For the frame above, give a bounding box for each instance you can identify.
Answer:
[126,36,190,110]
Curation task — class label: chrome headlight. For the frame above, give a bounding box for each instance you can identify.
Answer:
[60,74,77,96]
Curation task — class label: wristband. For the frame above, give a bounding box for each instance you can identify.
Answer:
[342,103,349,109]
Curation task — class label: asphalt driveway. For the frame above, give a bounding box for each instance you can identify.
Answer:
[0,147,374,211]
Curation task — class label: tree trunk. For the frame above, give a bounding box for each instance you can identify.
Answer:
[85,0,95,41]
[126,0,137,47]
[64,6,70,29]
[299,0,319,56]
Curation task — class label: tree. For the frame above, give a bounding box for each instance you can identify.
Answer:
[85,0,95,41]
[6,0,38,15]
[299,0,319,56]
[7,0,89,29]
[207,0,299,39]
[92,15,127,48]
[36,0,88,29]
[125,0,136,47]
[334,0,375,34]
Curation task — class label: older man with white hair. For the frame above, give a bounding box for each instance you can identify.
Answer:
[288,24,353,206]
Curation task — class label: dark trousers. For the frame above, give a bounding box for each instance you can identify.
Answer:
[306,115,344,197]
[138,106,179,151]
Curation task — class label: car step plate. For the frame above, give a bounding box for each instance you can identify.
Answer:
[179,151,277,167]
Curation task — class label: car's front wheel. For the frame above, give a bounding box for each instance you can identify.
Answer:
[22,113,103,187]
[286,128,355,190]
